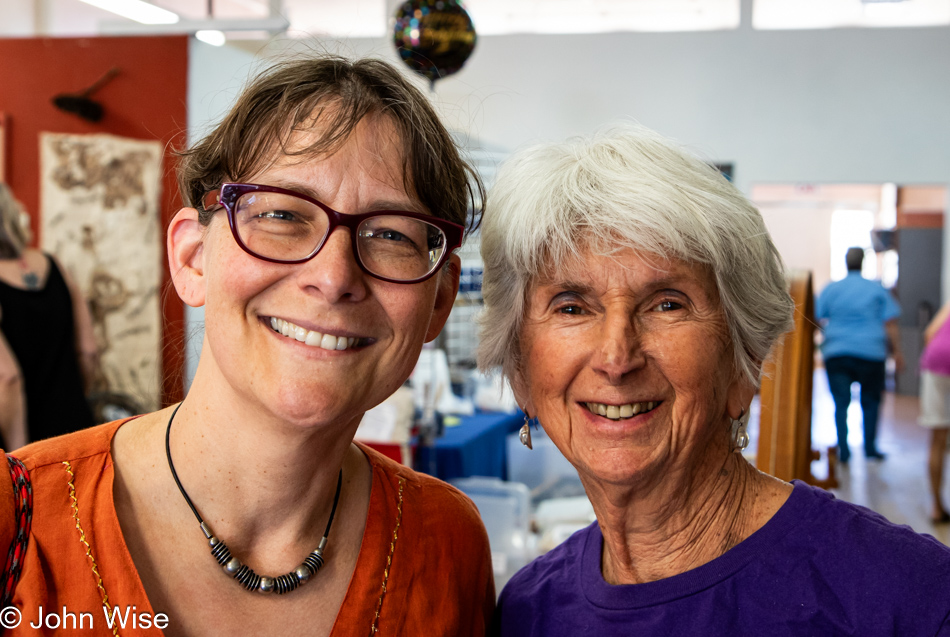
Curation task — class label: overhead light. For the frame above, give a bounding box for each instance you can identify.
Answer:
[78,0,179,25]
[195,30,226,46]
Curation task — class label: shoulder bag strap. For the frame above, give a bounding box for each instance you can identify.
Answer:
[1,455,32,607]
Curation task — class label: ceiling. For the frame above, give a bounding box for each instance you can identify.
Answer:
[3,0,948,40]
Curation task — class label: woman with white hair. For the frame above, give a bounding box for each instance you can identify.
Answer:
[479,123,950,635]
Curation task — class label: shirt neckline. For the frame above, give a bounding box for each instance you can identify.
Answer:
[97,420,386,632]
[579,480,814,609]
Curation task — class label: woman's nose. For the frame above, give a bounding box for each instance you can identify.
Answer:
[296,227,369,303]
[591,314,646,383]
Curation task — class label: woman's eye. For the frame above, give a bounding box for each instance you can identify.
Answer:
[656,300,683,312]
[556,304,585,315]
[374,229,411,243]
[257,209,298,222]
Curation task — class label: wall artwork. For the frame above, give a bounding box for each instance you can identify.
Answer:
[40,132,163,411]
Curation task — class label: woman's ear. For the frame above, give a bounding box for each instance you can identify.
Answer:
[168,207,207,308]
[424,254,461,343]
[727,375,757,422]
[508,366,535,417]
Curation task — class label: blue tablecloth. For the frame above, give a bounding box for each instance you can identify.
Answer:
[416,411,524,482]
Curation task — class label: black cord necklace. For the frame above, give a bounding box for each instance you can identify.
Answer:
[165,402,343,594]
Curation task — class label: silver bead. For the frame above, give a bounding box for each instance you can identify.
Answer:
[225,558,242,574]
[209,536,219,547]
[295,565,311,583]
[258,577,274,593]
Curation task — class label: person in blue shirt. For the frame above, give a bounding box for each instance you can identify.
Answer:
[816,247,903,463]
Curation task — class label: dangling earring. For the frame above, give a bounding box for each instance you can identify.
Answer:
[731,408,749,452]
[519,410,533,450]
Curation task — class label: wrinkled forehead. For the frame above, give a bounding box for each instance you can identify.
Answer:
[532,236,718,297]
[533,232,664,281]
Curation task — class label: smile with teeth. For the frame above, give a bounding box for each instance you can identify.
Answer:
[585,401,659,420]
[268,317,363,351]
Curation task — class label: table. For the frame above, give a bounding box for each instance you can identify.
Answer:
[415,411,524,482]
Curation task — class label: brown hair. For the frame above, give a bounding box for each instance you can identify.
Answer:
[177,55,483,231]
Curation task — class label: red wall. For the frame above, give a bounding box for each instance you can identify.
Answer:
[0,36,188,407]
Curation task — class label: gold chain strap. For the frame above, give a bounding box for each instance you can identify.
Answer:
[369,477,405,636]
[63,461,120,637]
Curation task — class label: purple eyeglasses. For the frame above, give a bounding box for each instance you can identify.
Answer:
[203,183,464,284]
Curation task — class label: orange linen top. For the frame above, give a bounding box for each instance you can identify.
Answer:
[0,419,495,635]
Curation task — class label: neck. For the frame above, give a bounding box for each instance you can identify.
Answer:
[168,359,361,549]
[588,448,788,585]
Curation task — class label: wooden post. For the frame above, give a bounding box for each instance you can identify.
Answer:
[757,270,837,488]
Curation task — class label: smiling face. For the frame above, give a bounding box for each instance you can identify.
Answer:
[517,246,753,489]
[171,113,457,428]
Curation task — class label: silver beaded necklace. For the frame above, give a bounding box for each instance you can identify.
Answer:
[165,403,343,594]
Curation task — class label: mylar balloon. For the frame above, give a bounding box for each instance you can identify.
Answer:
[393,0,476,87]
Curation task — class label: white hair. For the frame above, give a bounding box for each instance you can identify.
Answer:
[0,184,30,259]
[477,122,794,388]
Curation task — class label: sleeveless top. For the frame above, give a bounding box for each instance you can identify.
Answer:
[0,254,94,443]
[921,313,950,376]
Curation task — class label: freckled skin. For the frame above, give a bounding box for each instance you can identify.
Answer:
[515,247,792,584]
[190,114,453,431]
[519,249,740,492]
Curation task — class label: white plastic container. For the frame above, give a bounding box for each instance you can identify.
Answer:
[451,476,533,592]
[506,428,581,493]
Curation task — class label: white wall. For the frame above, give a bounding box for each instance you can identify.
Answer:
[291,23,950,189]
[277,17,950,294]
[183,15,950,386]
[183,39,258,389]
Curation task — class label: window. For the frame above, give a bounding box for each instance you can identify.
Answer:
[754,0,950,30]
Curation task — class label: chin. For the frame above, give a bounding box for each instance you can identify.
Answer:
[576,447,665,488]
[265,390,357,429]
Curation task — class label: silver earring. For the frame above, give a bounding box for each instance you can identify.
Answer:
[731,409,749,452]
[520,411,533,450]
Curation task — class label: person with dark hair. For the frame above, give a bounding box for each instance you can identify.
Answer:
[0,55,493,635]
[816,246,903,463]
[0,183,96,449]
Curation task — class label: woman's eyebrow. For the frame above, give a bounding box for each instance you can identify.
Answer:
[365,198,427,214]
[259,180,424,214]
[542,279,595,295]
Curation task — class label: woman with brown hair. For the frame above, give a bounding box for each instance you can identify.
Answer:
[0,56,493,635]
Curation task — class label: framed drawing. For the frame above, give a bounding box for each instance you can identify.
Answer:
[40,132,164,411]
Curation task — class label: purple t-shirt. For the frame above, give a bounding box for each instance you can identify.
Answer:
[922,316,950,376]
[493,481,950,636]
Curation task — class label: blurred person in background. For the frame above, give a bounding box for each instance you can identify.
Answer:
[0,183,96,448]
[920,301,950,523]
[478,123,950,636]
[816,247,902,463]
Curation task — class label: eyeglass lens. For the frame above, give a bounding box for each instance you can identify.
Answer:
[233,190,447,281]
